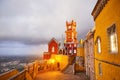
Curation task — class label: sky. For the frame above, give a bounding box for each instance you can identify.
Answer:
[0,0,97,56]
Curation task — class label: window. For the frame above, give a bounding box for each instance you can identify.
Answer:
[98,38,101,53]
[98,63,102,75]
[107,24,118,53]
[74,44,76,47]
[74,49,76,53]
[52,46,55,52]
[69,50,72,53]
[96,37,101,53]
[68,26,71,29]
[70,44,71,47]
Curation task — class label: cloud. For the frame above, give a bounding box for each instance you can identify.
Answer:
[0,0,97,55]
[0,41,48,56]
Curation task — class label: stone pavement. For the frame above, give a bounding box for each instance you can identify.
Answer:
[35,65,86,80]
[34,71,86,80]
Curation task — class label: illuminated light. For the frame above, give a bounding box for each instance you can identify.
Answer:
[97,38,101,53]
[74,44,76,47]
[68,26,71,29]
[74,49,76,53]
[80,39,83,44]
[64,40,66,43]
[110,33,118,53]
[52,46,55,52]
[55,55,61,62]
[48,59,55,64]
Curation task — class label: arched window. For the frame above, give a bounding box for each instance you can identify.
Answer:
[52,46,55,52]
[74,49,76,53]
[69,50,72,53]
[70,44,71,47]
[96,36,101,53]
[74,44,76,47]
[68,26,71,29]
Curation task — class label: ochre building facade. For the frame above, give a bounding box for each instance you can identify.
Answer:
[92,0,120,80]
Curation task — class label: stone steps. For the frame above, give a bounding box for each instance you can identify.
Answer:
[63,65,73,74]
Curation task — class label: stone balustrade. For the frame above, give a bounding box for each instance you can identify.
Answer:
[3,60,39,80]
[0,69,19,80]
[8,70,26,80]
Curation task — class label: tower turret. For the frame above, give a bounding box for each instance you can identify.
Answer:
[64,20,78,56]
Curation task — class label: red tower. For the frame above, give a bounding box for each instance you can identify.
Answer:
[64,20,78,56]
[43,38,59,60]
[48,38,59,55]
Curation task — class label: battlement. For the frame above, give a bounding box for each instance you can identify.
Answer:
[66,20,76,27]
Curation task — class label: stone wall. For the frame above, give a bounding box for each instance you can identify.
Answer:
[0,69,19,80]
[51,54,69,71]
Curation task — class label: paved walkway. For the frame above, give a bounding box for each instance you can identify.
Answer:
[63,65,73,74]
[35,71,86,80]
[34,65,86,80]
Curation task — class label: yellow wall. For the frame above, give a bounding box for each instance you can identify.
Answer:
[95,60,120,80]
[51,54,69,70]
[94,0,120,80]
[77,47,84,57]
[95,0,120,64]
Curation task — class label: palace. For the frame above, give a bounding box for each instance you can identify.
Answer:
[1,0,120,80]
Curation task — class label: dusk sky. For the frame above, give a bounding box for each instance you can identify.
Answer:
[0,0,97,56]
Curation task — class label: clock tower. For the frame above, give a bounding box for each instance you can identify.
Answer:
[64,20,78,56]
